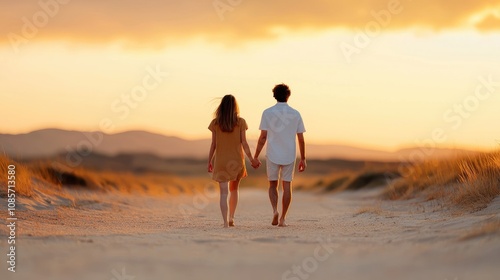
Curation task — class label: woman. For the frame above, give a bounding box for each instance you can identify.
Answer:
[208,95,260,228]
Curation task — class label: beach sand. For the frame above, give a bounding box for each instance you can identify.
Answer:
[1,187,499,280]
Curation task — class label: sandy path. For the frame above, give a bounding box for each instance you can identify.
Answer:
[1,188,499,280]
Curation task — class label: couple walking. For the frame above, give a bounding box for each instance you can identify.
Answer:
[208,84,306,228]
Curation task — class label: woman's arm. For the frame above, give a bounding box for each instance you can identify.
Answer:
[241,127,260,168]
[207,131,216,172]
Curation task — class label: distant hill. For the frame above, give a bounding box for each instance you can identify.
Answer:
[0,128,474,161]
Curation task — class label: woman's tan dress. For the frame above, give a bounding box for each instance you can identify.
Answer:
[208,118,248,182]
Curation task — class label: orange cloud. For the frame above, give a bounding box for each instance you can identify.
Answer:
[476,14,500,30]
[1,0,500,48]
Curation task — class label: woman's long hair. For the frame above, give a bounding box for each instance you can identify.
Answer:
[214,95,240,132]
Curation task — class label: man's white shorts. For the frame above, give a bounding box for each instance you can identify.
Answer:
[266,159,295,182]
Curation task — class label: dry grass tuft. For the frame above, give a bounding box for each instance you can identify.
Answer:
[454,153,500,210]
[354,205,383,217]
[0,155,34,197]
[383,150,500,211]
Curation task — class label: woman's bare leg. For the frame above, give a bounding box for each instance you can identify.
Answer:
[228,179,240,226]
[219,182,229,228]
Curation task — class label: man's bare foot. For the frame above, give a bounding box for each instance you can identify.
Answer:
[229,220,235,227]
[272,212,279,226]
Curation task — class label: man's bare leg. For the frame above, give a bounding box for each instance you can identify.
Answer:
[279,181,292,227]
[269,180,279,225]
[219,182,229,228]
[228,180,240,226]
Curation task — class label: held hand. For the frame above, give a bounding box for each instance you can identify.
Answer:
[251,158,261,169]
[250,158,258,169]
[298,159,307,172]
[208,162,214,173]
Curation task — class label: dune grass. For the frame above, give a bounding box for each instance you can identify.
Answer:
[0,155,34,197]
[1,155,210,198]
[383,150,500,211]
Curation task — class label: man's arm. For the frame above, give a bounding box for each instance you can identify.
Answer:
[297,133,306,172]
[254,130,267,159]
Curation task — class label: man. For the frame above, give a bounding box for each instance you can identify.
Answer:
[254,83,306,227]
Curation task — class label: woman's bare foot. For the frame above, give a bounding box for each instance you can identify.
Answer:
[223,223,229,228]
[272,212,279,226]
[278,218,288,227]
[229,220,235,227]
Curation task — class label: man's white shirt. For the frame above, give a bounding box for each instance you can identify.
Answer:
[259,102,306,165]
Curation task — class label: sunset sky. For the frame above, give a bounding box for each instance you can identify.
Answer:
[1,0,500,151]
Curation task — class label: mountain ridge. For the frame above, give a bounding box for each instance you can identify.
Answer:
[0,128,474,161]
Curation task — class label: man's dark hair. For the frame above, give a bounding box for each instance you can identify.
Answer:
[273,83,291,102]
